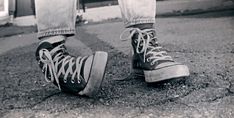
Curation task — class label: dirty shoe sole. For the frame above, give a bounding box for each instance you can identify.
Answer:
[79,51,108,97]
[144,64,190,83]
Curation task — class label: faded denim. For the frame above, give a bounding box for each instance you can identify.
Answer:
[35,0,77,39]
[118,0,156,27]
[35,0,156,39]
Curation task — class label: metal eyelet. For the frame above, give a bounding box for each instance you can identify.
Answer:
[77,79,81,84]
[151,62,155,65]
[71,79,75,84]
[63,79,67,83]
[147,58,150,62]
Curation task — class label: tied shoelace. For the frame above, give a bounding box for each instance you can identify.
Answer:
[120,28,173,65]
[39,44,86,90]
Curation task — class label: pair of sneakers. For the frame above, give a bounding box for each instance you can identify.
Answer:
[35,28,189,97]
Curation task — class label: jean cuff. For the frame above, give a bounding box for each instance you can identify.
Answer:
[38,28,76,39]
[124,18,155,28]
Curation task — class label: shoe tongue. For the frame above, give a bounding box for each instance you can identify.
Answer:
[49,40,66,55]
[51,40,65,47]
[133,32,159,48]
[38,40,65,53]
[145,30,159,47]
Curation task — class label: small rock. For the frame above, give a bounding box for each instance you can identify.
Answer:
[99,98,104,103]
[8,105,14,109]
[105,102,110,106]
[230,84,234,93]
[148,113,154,117]
[231,50,234,53]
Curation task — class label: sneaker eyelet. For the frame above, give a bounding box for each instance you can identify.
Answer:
[147,58,150,62]
[151,62,155,65]
[63,79,67,83]
[77,79,81,84]
[71,79,75,84]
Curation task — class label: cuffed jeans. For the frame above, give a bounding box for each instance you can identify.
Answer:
[35,0,156,39]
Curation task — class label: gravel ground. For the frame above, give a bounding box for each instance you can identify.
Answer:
[0,11,234,118]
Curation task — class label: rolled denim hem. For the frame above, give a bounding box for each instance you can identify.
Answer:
[38,28,76,39]
[124,18,155,28]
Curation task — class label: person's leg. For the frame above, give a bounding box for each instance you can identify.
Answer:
[36,0,76,39]
[35,0,108,97]
[118,0,155,28]
[118,0,190,82]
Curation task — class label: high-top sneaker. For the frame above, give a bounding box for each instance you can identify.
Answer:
[129,28,189,83]
[35,40,108,97]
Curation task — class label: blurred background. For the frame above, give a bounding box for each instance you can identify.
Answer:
[0,0,233,26]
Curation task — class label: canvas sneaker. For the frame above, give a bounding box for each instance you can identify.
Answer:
[122,28,189,82]
[35,41,108,97]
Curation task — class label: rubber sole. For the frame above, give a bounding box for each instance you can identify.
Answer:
[78,51,108,97]
[143,64,190,83]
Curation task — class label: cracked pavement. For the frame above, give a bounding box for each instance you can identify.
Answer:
[0,11,234,118]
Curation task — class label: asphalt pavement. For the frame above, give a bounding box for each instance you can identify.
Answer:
[0,10,234,118]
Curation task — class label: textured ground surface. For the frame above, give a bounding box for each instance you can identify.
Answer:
[0,11,234,118]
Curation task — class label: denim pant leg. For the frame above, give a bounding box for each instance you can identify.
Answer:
[118,0,156,28]
[35,0,76,39]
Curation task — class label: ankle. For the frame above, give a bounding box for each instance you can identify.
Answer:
[130,23,154,30]
[40,35,66,45]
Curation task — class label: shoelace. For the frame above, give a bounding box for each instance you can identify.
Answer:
[39,44,86,90]
[120,28,172,65]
